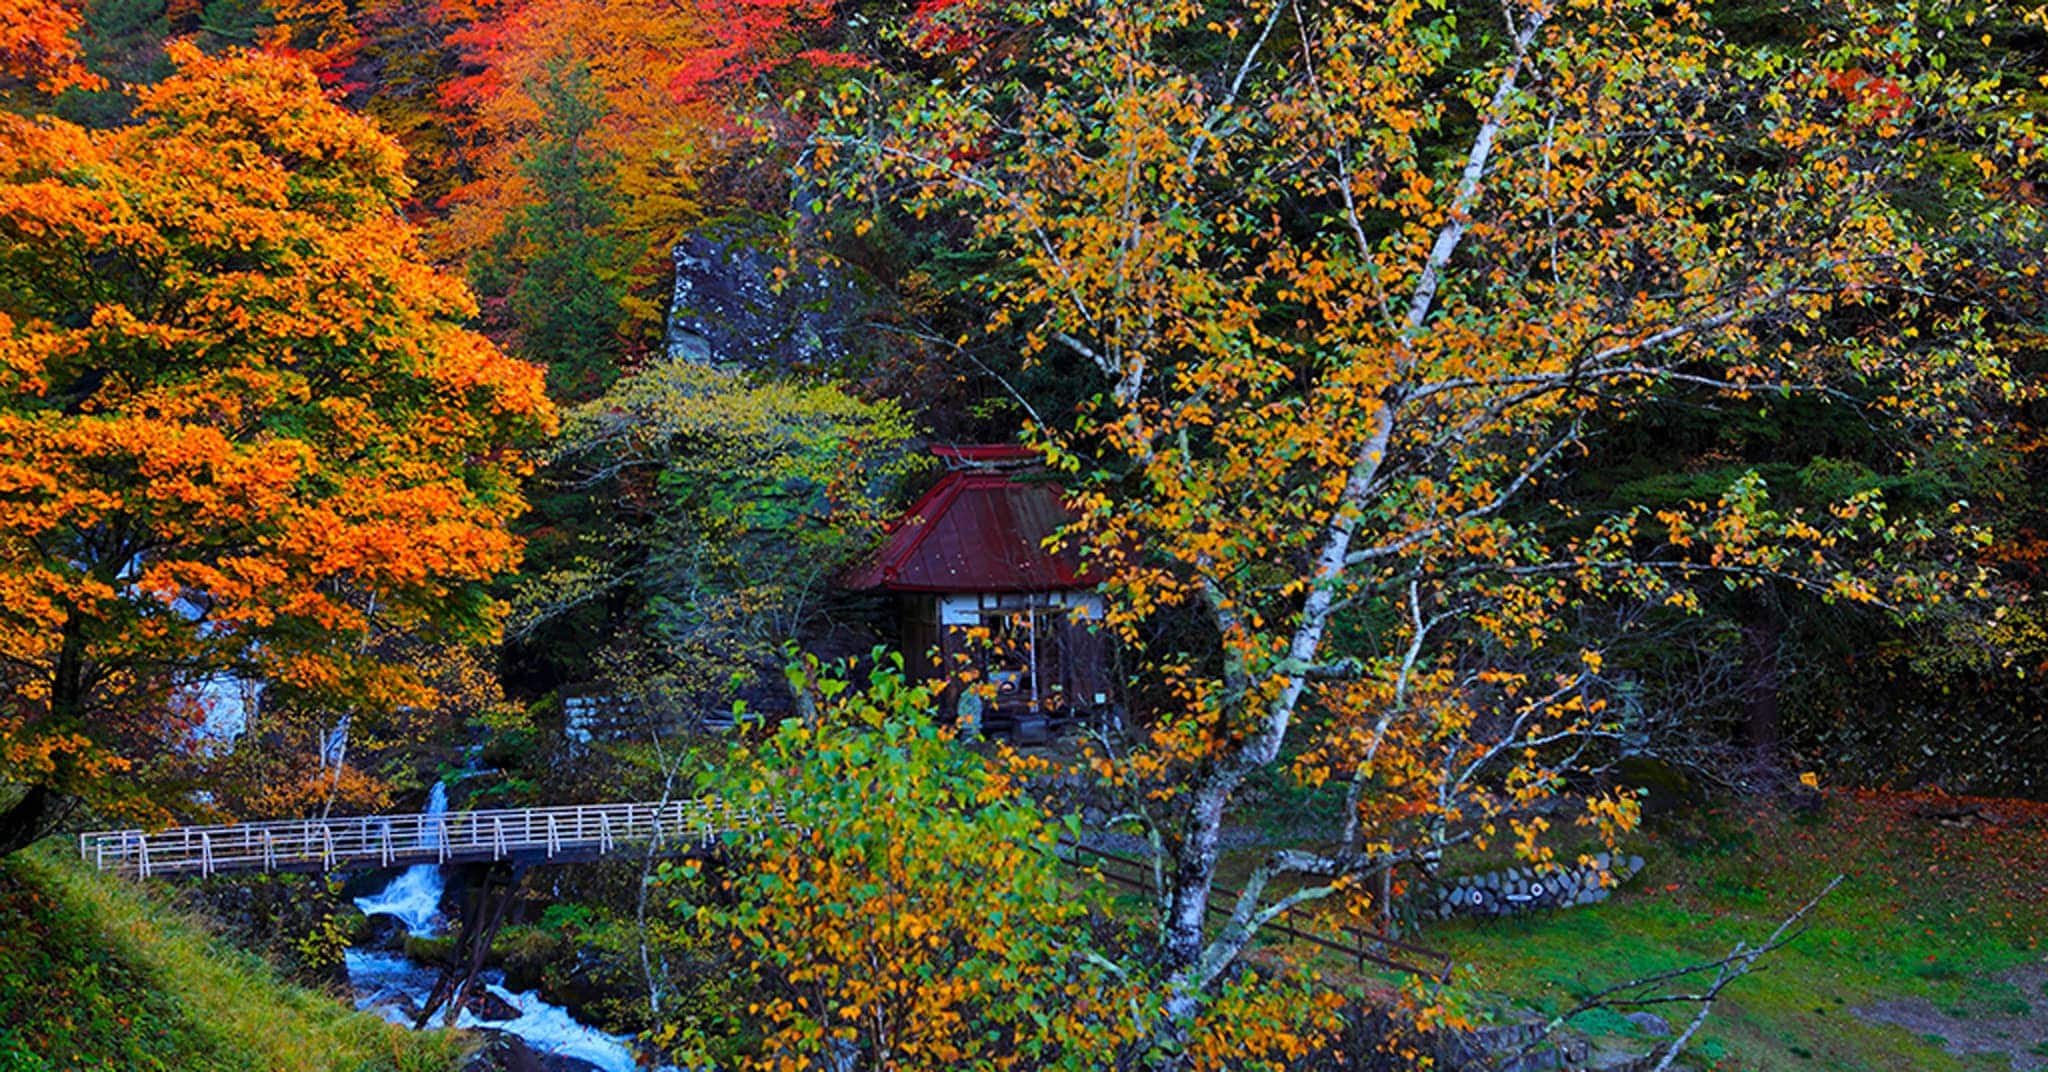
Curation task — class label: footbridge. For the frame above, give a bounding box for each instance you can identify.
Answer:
[76,798,1454,996]
[77,798,787,878]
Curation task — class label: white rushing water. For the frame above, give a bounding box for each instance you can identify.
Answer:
[457,982,647,1071]
[352,780,450,936]
[343,951,653,1072]
[345,780,676,1072]
[344,948,445,1026]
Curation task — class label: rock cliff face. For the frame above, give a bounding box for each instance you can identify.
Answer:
[664,236,860,369]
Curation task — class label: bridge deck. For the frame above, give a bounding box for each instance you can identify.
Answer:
[78,799,787,878]
[76,801,1455,983]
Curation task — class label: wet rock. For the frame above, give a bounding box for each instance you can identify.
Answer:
[536,950,611,1016]
[1622,1011,1673,1036]
[465,987,525,1023]
[461,1030,546,1072]
[358,913,411,952]
[405,933,459,966]
[340,868,397,900]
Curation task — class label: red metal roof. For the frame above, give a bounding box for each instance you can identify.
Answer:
[845,465,1090,593]
[930,443,1040,465]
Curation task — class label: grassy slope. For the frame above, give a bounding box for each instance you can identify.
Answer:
[0,843,466,1072]
[1253,791,2048,1071]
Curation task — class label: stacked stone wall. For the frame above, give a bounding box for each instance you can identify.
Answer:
[1422,854,1645,920]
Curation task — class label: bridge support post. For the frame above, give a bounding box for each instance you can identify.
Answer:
[414,861,525,1029]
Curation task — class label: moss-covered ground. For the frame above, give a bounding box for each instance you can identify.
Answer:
[1238,790,2048,1071]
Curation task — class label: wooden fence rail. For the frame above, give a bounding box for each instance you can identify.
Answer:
[78,799,789,878]
[1058,841,1454,982]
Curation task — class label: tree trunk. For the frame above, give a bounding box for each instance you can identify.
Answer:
[0,784,67,856]
[1739,608,1784,768]
[3,615,89,855]
[1155,776,1237,1063]
[1164,782,1229,971]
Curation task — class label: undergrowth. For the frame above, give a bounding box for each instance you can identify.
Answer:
[0,844,464,1072]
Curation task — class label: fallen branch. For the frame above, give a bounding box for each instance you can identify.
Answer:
[1647,875,1844,1071]
[1499,873,1844,1072]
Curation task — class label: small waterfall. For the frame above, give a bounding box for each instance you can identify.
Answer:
[352,781,449,936]
[343,778,677,1071]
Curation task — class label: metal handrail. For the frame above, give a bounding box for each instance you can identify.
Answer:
[78,798,786,878]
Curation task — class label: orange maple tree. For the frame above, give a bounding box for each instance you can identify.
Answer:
[0,39,553,849]
[0,0,97,92]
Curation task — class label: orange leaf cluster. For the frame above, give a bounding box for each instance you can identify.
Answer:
[0,45,552,820]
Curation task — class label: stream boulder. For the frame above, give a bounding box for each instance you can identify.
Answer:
[356,913,410,952]
[459,1030,545,1072]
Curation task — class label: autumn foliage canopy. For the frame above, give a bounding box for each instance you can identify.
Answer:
[822,0,2048,1042]
[0,40,552,837]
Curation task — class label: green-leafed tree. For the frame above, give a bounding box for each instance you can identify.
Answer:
[667,656,1343,1072]
[512,360,920,718]
[471,56,636,400]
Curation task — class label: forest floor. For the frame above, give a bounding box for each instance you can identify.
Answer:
[1235,789,2048,1071]
[0,843,466,1072]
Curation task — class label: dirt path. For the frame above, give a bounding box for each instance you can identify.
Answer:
[1853,963,2048,1071]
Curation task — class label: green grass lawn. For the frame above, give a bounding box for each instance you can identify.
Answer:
[1283,791,2048,1071]
[0,843,466,1072]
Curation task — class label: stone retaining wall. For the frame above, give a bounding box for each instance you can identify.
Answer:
[1441,1018,1666,1072]
[1423,854,1645,920]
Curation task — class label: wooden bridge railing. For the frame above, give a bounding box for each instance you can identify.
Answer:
[78,798,789,878]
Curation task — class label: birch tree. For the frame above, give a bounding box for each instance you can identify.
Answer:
[821,0,2046,1048]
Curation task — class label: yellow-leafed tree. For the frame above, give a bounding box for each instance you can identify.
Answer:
[823,0,2048,1049]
